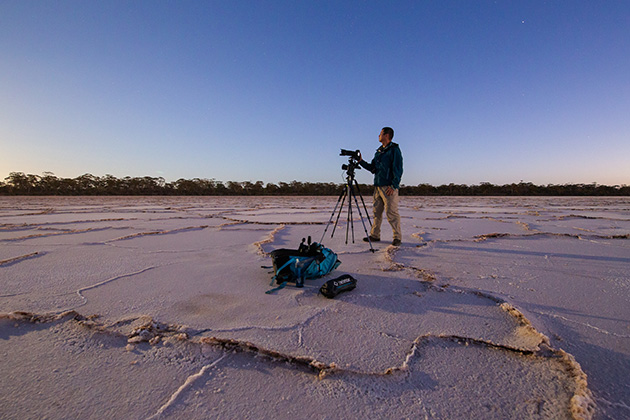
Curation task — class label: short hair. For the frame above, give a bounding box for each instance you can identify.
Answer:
[382,127,394,140]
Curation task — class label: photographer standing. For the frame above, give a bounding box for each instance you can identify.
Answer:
[358,127,403,246]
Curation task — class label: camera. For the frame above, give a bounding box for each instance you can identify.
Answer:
[340,149,360,161]
[340,149,362,174]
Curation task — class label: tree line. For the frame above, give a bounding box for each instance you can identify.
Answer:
[1,172,628,196]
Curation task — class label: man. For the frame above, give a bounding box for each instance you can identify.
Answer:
[358,127,403,246]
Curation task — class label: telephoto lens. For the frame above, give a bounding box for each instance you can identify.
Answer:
[340,149,360,160]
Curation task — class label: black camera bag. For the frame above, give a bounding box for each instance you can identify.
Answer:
[319,274,357,299]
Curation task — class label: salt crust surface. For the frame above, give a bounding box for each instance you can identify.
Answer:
[1,196,628,419]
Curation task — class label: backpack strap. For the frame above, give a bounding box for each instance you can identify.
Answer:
[266,258,299,293]
[265,280,289,294]
[266,258,307,293]
[270,258,297,285]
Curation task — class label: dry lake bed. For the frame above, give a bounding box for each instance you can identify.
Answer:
[1,196,629,419]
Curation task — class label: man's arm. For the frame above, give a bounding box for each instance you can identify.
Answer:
[390,146,403,190]
[358,152,376,173]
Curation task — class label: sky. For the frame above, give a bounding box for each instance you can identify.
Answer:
[1,1,629,187]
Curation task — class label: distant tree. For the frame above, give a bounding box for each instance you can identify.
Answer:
[5,172,32,193]
[265,183,279,195]
[225,181,243,195]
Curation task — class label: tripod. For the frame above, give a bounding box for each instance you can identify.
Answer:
[320,159,375,252]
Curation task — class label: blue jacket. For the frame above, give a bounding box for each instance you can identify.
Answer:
[359,142,403,189]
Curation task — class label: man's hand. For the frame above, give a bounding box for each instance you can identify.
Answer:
[385,186,395,196]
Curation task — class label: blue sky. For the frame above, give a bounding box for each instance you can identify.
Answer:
[1,1,629,186]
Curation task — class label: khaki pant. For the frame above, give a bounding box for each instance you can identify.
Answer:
[370,186,401,241]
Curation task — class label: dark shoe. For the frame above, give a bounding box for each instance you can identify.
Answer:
[392,239,401,246]
[363,236,380,242]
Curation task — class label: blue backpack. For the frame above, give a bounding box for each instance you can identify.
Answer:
[266,237,341,294]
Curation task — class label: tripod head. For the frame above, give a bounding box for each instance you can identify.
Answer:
[340,149,361,178]
[341,158,361,178]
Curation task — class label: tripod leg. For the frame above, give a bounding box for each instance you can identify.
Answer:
[353,178,372,227]
[349,184,356,243]
[320,186,346,243]
[349,183,375,252]
[331,187,347,240]
[345,183,352,244]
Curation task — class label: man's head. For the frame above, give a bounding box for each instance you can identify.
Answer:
[379,127,394,146]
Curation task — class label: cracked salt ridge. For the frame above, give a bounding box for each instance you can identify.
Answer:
[409,212,630,242]
[0,217,132,229]
[0,227,119,242]
[0,311,594,420]
[146,354,228,420]
[530,309,630,339]
[107,226,211,242]
[0,221,240,247]
[0,251,42,267]
[474,232,630,241]
[0,311,224,420]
